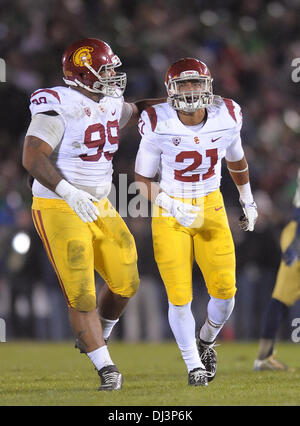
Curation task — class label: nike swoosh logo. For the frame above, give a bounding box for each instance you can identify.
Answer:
[211,137,221,142]
[215,206,223,211]
[112,110,116,116]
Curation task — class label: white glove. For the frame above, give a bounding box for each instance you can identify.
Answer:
[55,179,99,223]
[239,198,258,231]
[293,168,300,208]
[155,192,200,227]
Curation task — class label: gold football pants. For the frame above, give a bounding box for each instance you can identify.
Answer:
[152,189,236,305]
[32,197,140,311]
[272,220,300,306]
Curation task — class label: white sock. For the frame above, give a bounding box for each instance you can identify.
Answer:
[199,317,222,343]
[168,301,204,372]
[200,296,235,343]
[180,344,204,372]
[99,314,119,340]
[87,345,114,371]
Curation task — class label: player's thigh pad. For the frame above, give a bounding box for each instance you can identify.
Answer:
[194,192,236,299]
[272,261,300,306]
[272,222,300,306]
[93,199,139,298]
[32,198,96,311]
[280,221,298,252]
[152,206,194,305]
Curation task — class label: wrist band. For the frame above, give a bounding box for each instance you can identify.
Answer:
[227,166,248,173]
[237,182,254,204]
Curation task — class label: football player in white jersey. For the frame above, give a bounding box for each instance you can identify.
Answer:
[135,58,258,386]
[22,38,164,391]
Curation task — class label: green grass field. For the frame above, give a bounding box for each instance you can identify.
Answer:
[0,341,300,406]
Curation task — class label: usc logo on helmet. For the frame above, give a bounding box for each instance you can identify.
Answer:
[73,46,94,67]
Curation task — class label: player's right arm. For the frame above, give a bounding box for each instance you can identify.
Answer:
[23,90,99,223]
[135,109,199,227]
[134,117,161,203]
[122,98,166,128]
[23,120,63,192]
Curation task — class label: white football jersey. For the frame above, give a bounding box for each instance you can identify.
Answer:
[135,97,244,198]
[28,86,126,199]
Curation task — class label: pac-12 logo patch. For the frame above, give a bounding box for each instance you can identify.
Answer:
[73,46,94,67]
[172,137,181,146]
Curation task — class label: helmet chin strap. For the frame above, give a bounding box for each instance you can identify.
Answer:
[62,77,102,93]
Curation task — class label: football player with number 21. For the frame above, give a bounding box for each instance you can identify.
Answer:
[22,38,164,391]
[135,58,258,386]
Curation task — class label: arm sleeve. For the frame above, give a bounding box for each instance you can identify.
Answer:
[119,102,134,129]
[135,110,162,178]
[293,168,300,208]
[25,113,65,150]
[225,133,244,162]
[225,100,245,162]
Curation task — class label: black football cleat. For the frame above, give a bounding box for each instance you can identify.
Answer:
[98,365,123,391]
[188,368,208,386]
[197,337,217,382]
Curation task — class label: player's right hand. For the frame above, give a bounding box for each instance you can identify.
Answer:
[155,192,200,227]
[55,179,99,223]
[171,199,200,227]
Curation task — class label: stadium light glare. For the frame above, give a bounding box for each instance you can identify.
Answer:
[199,10,219,26]
[12,232,31,254]
[283,110,300,133]
[267,2,285,18]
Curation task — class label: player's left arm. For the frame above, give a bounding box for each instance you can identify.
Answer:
[282,169,300,265]
[226,155,258,232]
[225,106,257,231]
[282,208,300,266]
[120,98,166,129]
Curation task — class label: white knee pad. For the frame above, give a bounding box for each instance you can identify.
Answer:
[207,296,235,326]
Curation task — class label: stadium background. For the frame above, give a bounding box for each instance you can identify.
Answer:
[0,0,299,343]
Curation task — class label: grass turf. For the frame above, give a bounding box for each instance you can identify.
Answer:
[0,341,300,406]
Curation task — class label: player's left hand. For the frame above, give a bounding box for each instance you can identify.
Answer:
[282,246,298,266]
[282,236,300,266]
[239,199,258,232]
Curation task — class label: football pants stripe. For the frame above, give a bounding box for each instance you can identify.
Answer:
[32,209,70,306]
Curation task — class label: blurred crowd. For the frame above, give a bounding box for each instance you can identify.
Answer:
[0,0,299,342]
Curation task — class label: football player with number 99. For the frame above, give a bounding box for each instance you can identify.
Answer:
[135,58,258,386]
[22,38,164,391]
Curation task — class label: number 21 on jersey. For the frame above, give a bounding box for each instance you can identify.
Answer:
[174,148,218,182]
